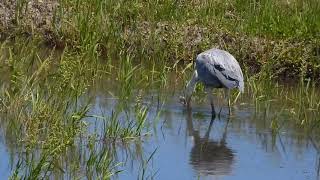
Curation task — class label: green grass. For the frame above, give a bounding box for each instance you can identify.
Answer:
[0,35,320,179]
[0,38,95,179]
[3,0,319,80]
[243,73,320,132]
[0,0,320,179]
[0,38,168,179]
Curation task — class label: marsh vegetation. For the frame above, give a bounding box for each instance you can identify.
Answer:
[0,0,320,179]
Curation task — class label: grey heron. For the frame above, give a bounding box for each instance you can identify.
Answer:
[181,48,244,115]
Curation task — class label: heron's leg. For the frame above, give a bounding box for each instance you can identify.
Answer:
[221,115,230,144]
[206,87,215,115]
[184,70,199,108]
[204,114,215,140]
[224,89,231,115]
[227,89,231,115]
[218,107,223,119]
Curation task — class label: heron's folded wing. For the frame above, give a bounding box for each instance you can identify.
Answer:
[208,63,240,89]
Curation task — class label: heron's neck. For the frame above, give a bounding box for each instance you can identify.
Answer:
[185,71,198,98]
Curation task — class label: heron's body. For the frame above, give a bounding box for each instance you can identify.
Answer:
[196,49,244,91]
[183,48,244,115]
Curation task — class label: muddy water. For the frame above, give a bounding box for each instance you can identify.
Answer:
[0,80,319,180]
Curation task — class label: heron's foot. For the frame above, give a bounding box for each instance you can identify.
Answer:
[179,96,192,108]
[180,96,193,111]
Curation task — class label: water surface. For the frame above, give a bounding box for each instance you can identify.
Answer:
[0,76,319,180]
[86,86,320,180]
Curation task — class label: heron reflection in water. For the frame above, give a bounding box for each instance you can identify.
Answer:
[186,111,234,176]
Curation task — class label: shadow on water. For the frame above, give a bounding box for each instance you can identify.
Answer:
[186,110,234,176]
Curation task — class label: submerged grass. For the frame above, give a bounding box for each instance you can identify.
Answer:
[0,38,108,179]
[0,38,168,179]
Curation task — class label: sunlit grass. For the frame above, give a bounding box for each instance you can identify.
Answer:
[0,37,319,179]
[0,0,319,178]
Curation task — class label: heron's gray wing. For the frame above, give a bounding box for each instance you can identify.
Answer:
[207,63,241,89]
[197,49,244,91]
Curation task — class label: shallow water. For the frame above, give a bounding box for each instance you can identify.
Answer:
[0,80,319,180]
[86,87,319,180]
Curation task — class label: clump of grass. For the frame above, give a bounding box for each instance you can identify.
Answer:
[102,108,149,141]
[116,55,141,101]
[0,38,115,179]
[244,72,320,132]
[86,135,122,179]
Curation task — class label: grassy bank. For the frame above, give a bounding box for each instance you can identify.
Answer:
[1,0,320,81]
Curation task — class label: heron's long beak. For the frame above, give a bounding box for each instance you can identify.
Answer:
[179,92,191,107]
[179,96,186,105]
[181,70,198,108]
[186,94,191,107]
